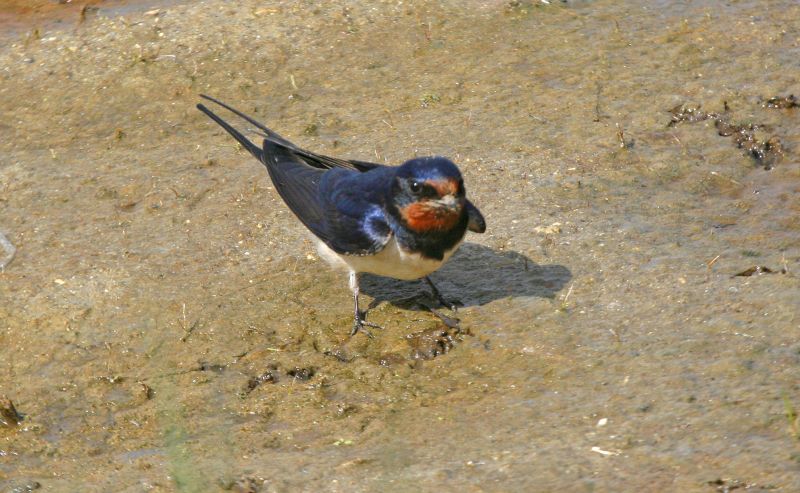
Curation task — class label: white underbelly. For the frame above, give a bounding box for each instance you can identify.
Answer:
[315,236,461,280]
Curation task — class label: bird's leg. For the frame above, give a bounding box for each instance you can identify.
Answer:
[349,271,383,337]
[424,276,460,312]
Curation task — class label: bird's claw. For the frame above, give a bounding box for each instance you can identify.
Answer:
[350,312,384,338]
[430,292,460,312]
[416,298,462,331]
[440,298,461,313]
[424,277,461,312]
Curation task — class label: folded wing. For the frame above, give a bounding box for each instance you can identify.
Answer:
[261,140,392,256]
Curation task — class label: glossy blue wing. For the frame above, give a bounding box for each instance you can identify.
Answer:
[317,167,394,255]
[263,142,391,254]
[261,141,332,240]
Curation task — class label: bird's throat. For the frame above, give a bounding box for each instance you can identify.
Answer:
[400,202,461,233]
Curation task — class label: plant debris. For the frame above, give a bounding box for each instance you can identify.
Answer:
[323,346,353,363]
[231,476,262,493]
[287,367,315,381]
[732,265,787,277]
[244,366,279,394]
[762,94,799,109]
[706,478,776,492]
[4,481,41,493]
[1,396,21,428]
[667,103,785,170]
[407,327,461,360]
[198,361,226,373]
[668,104,714,126]
[139,382,154,400]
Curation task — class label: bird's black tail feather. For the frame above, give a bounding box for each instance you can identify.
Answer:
[196,102,265,163]
[199,94,299,150]
[197,94,381,173]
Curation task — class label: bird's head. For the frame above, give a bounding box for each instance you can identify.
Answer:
[389,157,466,233]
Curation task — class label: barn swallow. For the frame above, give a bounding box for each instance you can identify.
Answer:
[196,95,486,336]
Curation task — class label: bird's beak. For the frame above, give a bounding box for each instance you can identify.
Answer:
[432,194,462,212]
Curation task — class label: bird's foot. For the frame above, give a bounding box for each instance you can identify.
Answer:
[350,311,384,338]
[434,295,461,313]
[417,298,462,332]
[424,277,461,312]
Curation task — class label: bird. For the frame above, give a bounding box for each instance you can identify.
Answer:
[196,95,486,336]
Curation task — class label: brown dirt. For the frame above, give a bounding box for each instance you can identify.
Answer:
[1,0,799,491]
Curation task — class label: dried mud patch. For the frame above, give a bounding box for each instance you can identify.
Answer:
[1,0,799,490]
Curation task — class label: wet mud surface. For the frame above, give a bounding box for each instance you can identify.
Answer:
[1,0,799,491]
[0,0,182,38]
[667,101,787,169]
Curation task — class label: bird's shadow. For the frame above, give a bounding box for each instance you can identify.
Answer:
[360,243,572,310]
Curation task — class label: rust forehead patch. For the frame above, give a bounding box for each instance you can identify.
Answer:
[425,178,459,197]
[400,202,461,232]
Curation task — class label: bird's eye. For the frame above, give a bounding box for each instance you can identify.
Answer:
[409,180,422,193]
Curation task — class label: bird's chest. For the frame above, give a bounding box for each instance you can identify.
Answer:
[318,236,461,280]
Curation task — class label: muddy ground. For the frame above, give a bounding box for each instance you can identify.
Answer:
[1,0,799,491]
